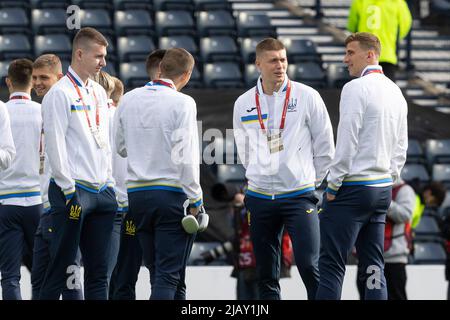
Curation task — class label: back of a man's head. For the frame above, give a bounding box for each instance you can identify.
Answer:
[160,48,194,80]
[255,38,285,58]
[33,54,63,75]
[345,32,381,57]
[72,27,108,56]
[8,58,33,90]
[146,49,166,80]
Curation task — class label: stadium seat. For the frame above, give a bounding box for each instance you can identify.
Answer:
[159,36,199,57]
[193,0,230,11]
[407,139,425,164]
[236,13,276,38]
[216,164,246,183]
[117,36,155,62]
[0,35,32,60]
[0,60,11,84]
[203,62,243,88]
[71,0,112,10]
[155,11,195,37]
[114,10,154,36]
[0,8,29,34]
[425,139,450,165]
[30,0,69,9]
[413,241,446,264]
[34,34,72,60]
[401,164,430,183]
[184,65,202,88]
[120,62,148,88]
[200,36,239,62]
[113,0,153,10]
[244,64,259,87]
[327,63,352,88]
[153,0,194,11]
[32,8,67,34]
[196,10,236,37]
[432,164,450,188]
[282,38,321,63]
[287,62,326,88]
[79,9,112,35]
[414,215,441,236]
[239,37,264,63]
[0,0,30,9]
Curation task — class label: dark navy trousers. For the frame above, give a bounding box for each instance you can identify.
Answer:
[244,192,320,300]
[31,212,83,300]
[128,190,195,300]
[316,185,391,300]
[38,181,117,300]
[0,204,41,300]
[110,209,147,300]
[106,210,124,298]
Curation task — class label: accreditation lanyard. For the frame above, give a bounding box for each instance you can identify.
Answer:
[147,79,176,89]
[255,80,291,133]
[362,68,384,76]
[66,72,100,130]
[9,95,30,100]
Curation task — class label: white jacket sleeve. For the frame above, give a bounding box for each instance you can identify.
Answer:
[233,98,250,169]
[114,99,127,158]
[391,108,408,184]
[0,102,15,171]
[307,91,335,187]
[42,88,75,200]
[327,82,364,194]
[173,98,203,207]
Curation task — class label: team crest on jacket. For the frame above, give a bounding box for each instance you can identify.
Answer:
[287,98,297,112]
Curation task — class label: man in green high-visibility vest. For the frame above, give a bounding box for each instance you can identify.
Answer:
[347,0,412,81]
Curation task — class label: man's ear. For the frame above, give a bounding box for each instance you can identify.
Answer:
[5,77,11,90]
[57,73,63,80]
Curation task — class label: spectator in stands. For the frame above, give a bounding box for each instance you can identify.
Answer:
[233,38,335,300]
[30,54,83,300]
[411,181,447,229]
[0,59,42,300]
[317,32,408,300]
[347,0,412,81]
[115,48,203,300]
[0,100,15,171]
[40,27,117,300]
[110,50,166,300]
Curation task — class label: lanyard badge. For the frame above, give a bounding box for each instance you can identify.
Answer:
[67,72,105,149]
[255,80,291,154]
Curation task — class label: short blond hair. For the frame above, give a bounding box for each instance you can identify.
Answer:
[255,38,285,58]
[92,70,115,98]
[33,54,62,74]
[345,32,381,56]
[72,27,108,55]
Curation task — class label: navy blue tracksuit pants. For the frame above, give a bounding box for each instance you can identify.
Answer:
[0,204,41,300]
[106,210,124,298]
[39,181,117,300]
[110,208,147,300]
[244,192,320,300]
[31,212,83,300]
[128,189,195,300]
[316,185,391,300]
